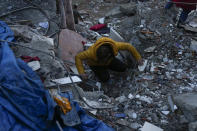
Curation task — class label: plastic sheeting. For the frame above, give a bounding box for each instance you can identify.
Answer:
[0,21,115,131]
[51,92,115,131]
[0,21,54,131]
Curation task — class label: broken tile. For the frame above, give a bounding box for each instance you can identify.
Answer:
[141,122,163,131]
[138,60,148,72]
[27,61,40,71]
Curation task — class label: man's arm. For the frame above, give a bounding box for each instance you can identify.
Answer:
[75,50,90,74]
[116,42,142,61]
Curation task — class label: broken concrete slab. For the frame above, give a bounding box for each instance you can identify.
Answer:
[174,93,197,122]
[182,25,197,33]
[189,121,197,131]
[144,46,156,53]
[141,122,163,131]
[58,29,86,63]
[190,40,197,53]
[109,27,124,42]
[11,25,66,79]
[120,3,136,16]
[52,76,82,84]
[105,7,123,18]
[189,18,197,28]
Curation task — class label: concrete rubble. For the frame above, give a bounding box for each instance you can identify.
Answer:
[1,0,197,130]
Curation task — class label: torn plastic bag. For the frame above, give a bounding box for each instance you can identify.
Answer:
[0,21,54,130]
[51,91,115,131]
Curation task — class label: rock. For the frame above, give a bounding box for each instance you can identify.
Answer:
[152,113,159,123]
[115,95,127,103]
[190,40,197,53]
[105,7,123,17]
[174,93,197,122]
[125,110,137,119]
[128,93,134,99]
[139,96,153,104]
[116,119,130,126]
[144,46,156,53]
[129,122,141,129]
[189,121,197,131]
[179,115,189,124]
[120,3,136,16]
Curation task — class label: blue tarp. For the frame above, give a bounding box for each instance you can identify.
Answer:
[51,92,115,131]
[0,21,54,131]
[0,21,115,131]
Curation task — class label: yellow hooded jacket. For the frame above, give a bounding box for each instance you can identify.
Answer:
[75,37,141,74]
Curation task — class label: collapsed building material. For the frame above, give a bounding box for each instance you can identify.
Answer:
[58,29,85,63]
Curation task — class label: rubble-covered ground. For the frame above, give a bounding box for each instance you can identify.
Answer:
[1,0,197,130]
[74,0,197,130]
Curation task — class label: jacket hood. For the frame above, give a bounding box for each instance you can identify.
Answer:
[91,37,118,61]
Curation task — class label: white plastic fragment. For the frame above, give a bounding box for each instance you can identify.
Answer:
[96,82,101,91]
[89,110,97,115]
[174,105,178,110]
[177,69,183,73]
[135,94,140,98]
[161,111,170,115]
[139,96,153,104]
[141,122,163,131]
[115,95,127,103]
[131,112,137,119]
[27,61,40,71]
[189,21,197,28]
[38,22,49,29]
[144,46,156,52]
[168,95,175,112]
[128,93,134,99]
[84,42,93,47]
[52,76,82,84]
[138,60,148,72]
[99,17,105,24]
[150,62,156,72]
[102,34,109,37]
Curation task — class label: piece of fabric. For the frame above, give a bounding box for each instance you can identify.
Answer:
[90,57,127,82]
[75,37,141,74]
[179,9,192,23]
[90,24,107,31]
[21,56,40,63]
[172,0,196,10]
[165,0,174,9]
[50,92,115,131]
[0,21,54,131]
[95,27,110,34]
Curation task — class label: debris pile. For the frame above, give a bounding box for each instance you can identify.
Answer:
[0,0,197,130]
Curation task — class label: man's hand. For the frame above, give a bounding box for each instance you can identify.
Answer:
[80,73,88,80]
[137,59,143,66]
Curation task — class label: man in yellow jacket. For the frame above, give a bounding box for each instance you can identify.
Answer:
[75,37,142,82]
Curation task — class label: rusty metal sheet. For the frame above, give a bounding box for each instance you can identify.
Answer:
[58,29,86,63]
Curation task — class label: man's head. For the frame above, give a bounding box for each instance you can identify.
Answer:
[96,44,113,63]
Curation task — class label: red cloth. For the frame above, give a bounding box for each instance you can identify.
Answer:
[90,24,107,31]
[21,56,40,63]
[172,0,197,10]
